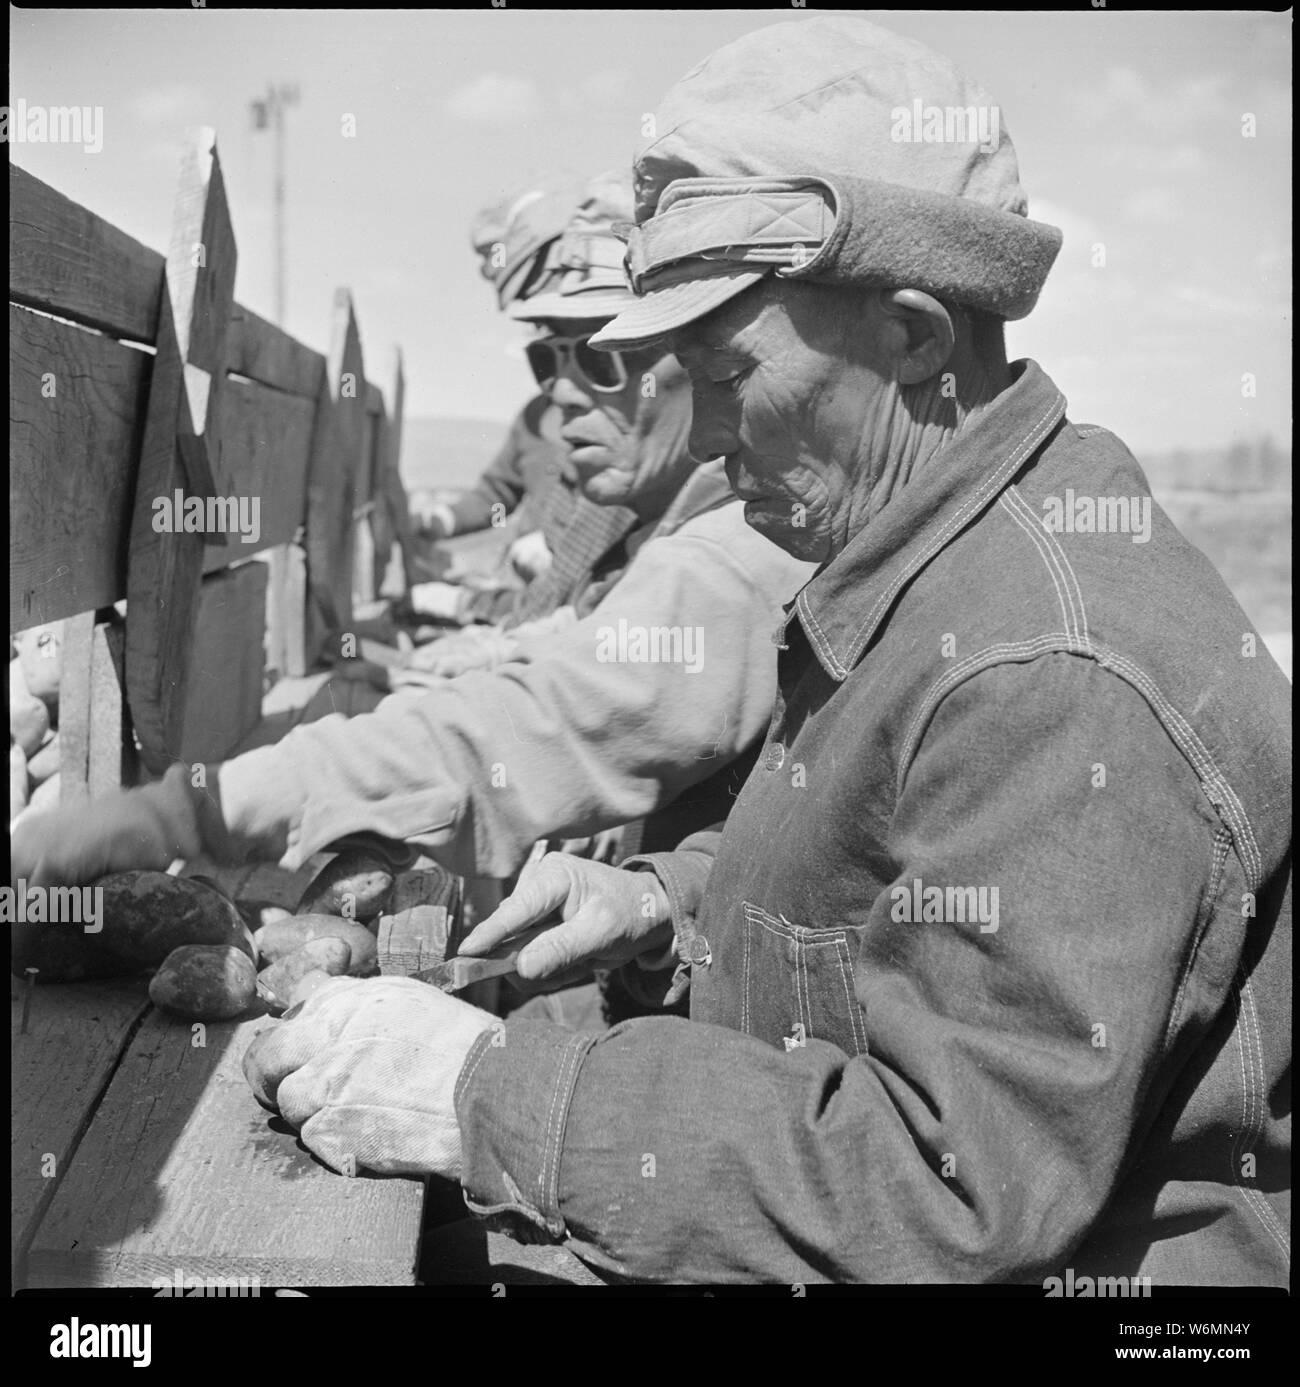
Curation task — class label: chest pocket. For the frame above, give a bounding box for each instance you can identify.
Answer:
[740,902,869,1057]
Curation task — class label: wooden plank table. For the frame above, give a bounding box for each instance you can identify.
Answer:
[13,669,438,1289]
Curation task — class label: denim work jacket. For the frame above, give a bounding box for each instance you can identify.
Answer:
[455,360,1291,1286]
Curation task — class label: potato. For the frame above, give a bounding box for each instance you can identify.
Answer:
[26,733,59,786]
[29,772,61,813]
[15,623,64,713]
[10,917,137,983]
[256,937,351,1011]
[236,899,293,933]
[10,671,50,757]
[95,871,257,967]
[253,914,377,976]
[10,743,28,821]
[12,871,256,983]
[149,945,257,1020]
[295,850,394,923]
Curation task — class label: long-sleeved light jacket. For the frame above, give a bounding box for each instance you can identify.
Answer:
[202,463,813,878]
[446,394,569,539]
[453,360,1291,1287]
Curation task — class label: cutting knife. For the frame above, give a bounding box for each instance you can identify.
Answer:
[414,922,555,993]
[415,951,526,993]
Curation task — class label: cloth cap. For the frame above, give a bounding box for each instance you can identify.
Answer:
[591,16,1061,349]
[509,171,639,324]
[493,183,586,310]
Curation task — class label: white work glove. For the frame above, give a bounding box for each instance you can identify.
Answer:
[408,581,471,623]
[242,976,497,1180]
[506,529,553,581]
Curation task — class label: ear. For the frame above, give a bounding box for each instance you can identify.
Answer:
[877,289,955,384]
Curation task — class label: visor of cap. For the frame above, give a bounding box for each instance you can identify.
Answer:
[588,266,766,350]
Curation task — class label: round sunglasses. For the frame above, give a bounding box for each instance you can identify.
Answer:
[526,334,629,394]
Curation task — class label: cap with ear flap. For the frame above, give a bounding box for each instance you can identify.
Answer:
[470,194,514,256]
[493,183,586,310]
[590,15,1061,351]
[508,170,639,323]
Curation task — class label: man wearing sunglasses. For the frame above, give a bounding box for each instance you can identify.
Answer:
[405,185,581,623]
[397,173,737,683]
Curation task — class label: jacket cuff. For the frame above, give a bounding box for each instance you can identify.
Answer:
[455,1020,598,1237]
[619,849,715,1005]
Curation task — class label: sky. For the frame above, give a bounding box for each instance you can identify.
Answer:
[9,7,1292,453]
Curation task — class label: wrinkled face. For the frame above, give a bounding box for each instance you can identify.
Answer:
[668,280,896,562]
[536,317,691,506]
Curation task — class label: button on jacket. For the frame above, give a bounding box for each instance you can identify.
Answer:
[455,360,1291,1286]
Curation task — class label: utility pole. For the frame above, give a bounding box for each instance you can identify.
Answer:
[251,83,299,326]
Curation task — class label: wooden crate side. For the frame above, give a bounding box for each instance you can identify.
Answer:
[58,616,135,801]
[201,377,315,574]
[125,129,238,773]
[303,289,367,666]
[9,305,149,631]
[9,164,163,343]
[179,562,268,765]
[226,305,324,400]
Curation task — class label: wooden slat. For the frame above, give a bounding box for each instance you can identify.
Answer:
[377,868,462,977]
[125,128,238,773]
[25,1010,426,1287]
[11,979,153,1289]
[9,306,149,631]
[202,377,315,574]
[9,164,163,343]
[226,305,324,400]
[179,562,268,765]
[303,288,367,667]
[377,348,413,594]
[56,612,95,802]
[58,617,134,800]
[88,621,135,793]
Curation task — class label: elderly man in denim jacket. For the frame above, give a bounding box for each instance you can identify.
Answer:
[237,18,1289,1285]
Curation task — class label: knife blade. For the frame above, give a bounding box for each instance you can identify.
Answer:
[412,921,557,993]
[415,951,524,993]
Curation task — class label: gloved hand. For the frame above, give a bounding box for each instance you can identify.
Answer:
[408,493,456,541]
[11,762,205,888]
[242,975,496,1180]
[390,626,516,685]
[458,852,674,994]
[408,581,472,623]
[506,530,553,582]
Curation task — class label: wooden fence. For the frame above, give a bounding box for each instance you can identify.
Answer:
[9,127,415,789]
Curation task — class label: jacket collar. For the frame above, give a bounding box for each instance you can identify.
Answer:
[789,359,1067,680]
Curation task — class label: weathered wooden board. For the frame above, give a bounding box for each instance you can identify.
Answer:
[9,164,163,343]
[25,1008,426,1287]
[226,305,323,400]
[11,978,153,1289]
[303,288,367,668]
[261,542,309,679]
[202,377,315,574]
[125,128,238,775]
[179,562,269,765]
[376,868,462,977]
[379,349,413,592]
[9,305,149,631]
[59,616,135,801]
